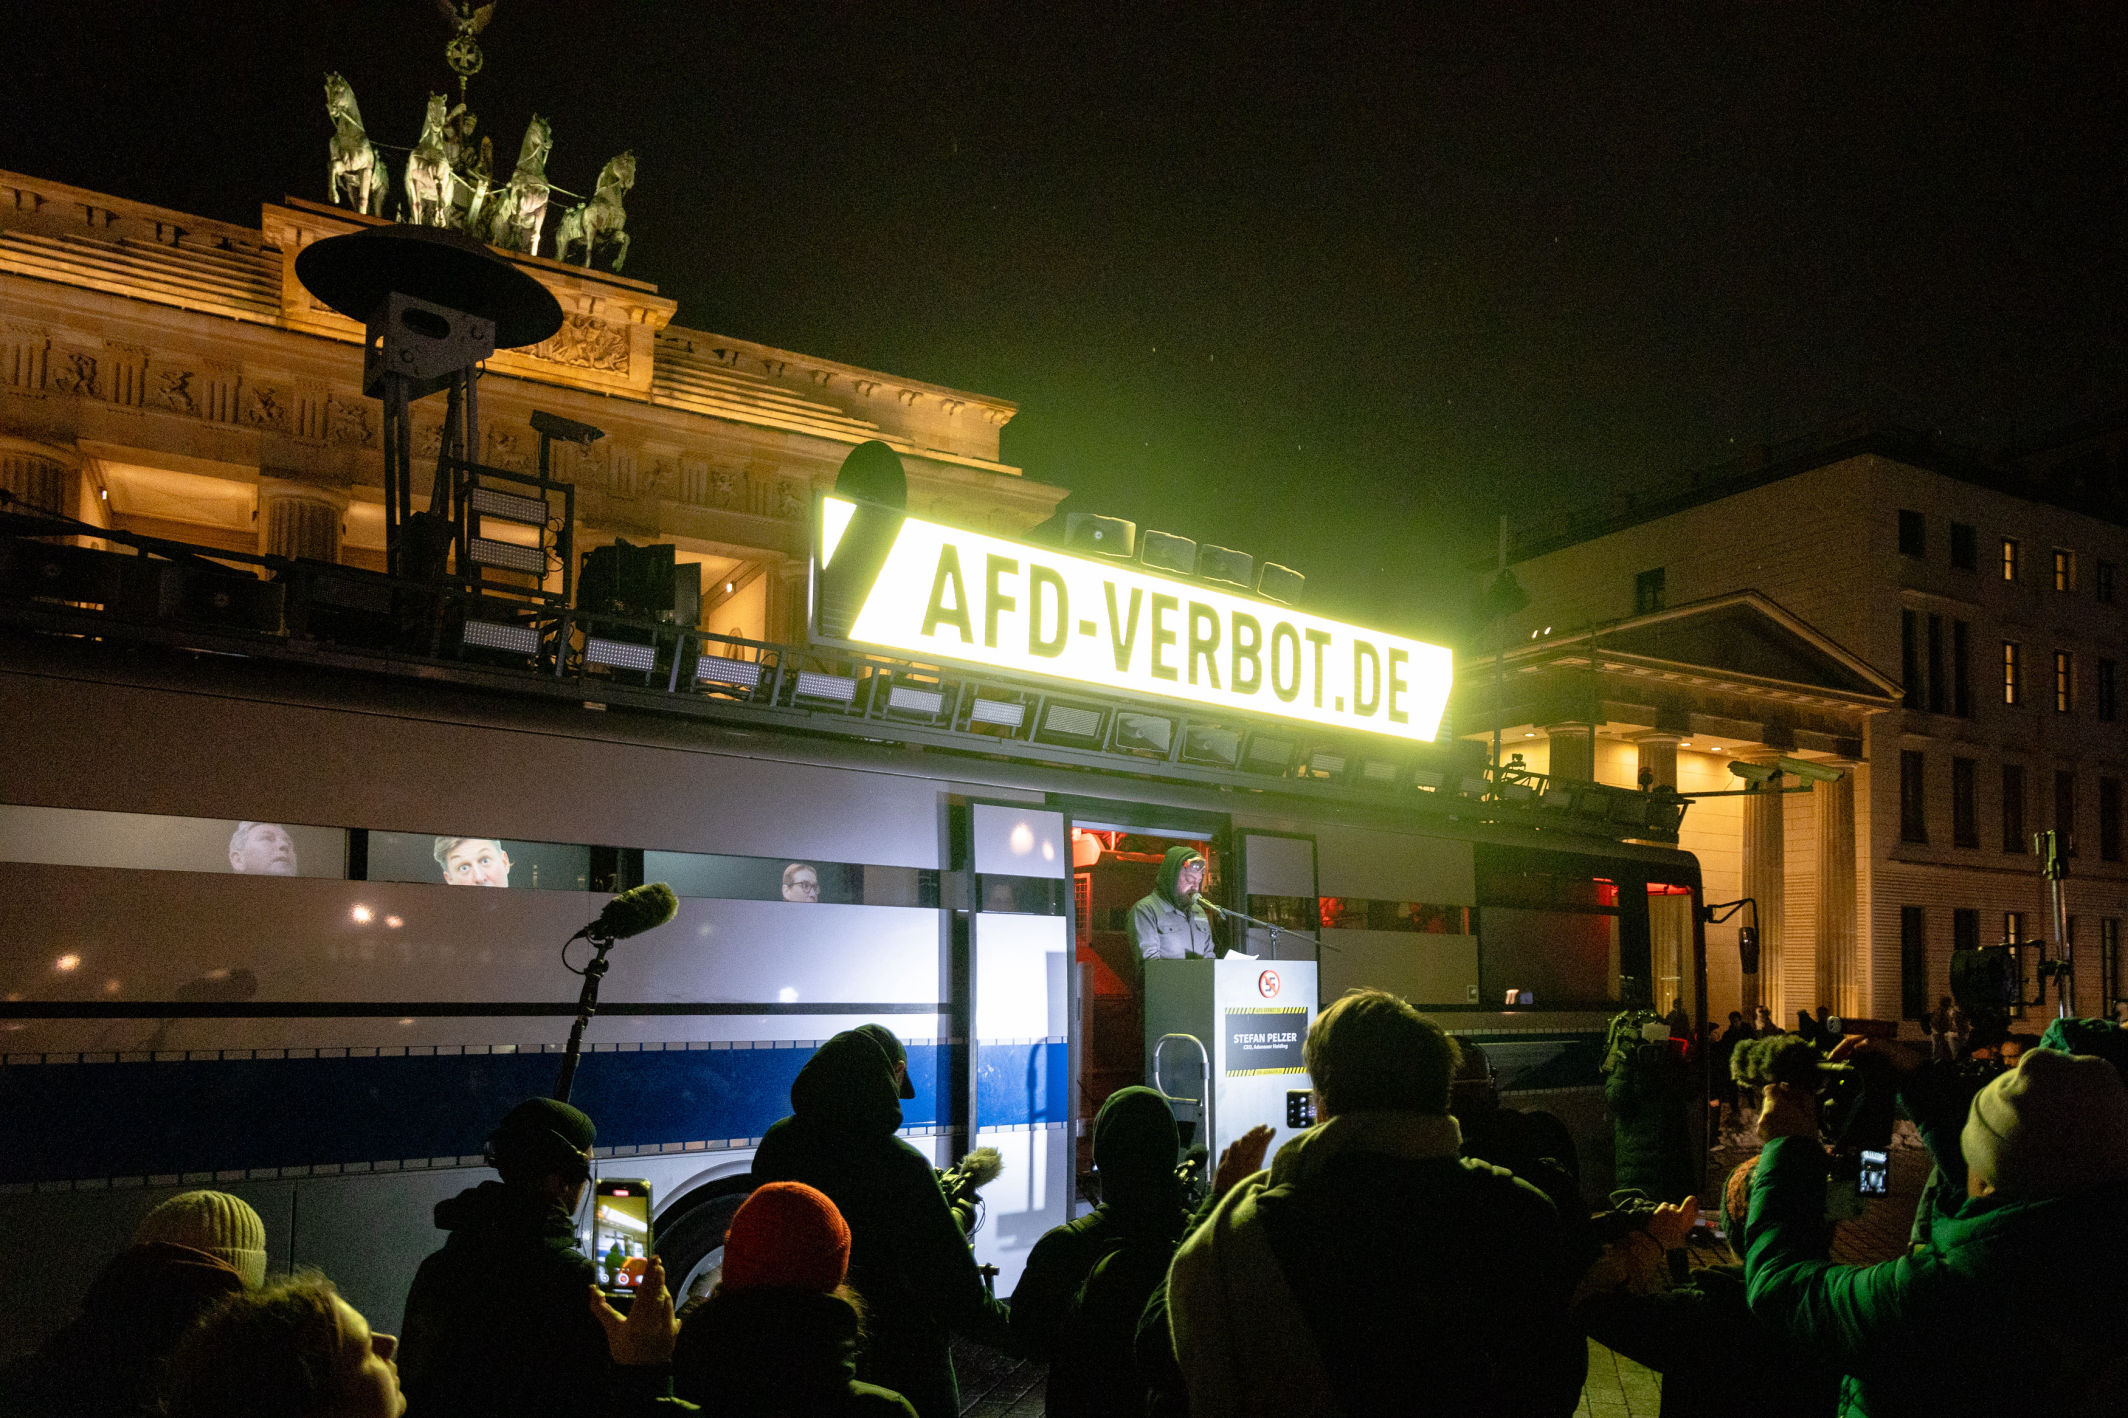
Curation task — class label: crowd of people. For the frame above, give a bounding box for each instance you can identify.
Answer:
[6,997,2128,1418]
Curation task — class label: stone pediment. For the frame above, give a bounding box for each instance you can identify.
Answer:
[1521,592,1899,703]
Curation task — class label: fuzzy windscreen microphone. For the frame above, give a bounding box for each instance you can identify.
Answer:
[1730,1035,1825,1088]
[587,882,678,940]
[942,1146,1004,1194]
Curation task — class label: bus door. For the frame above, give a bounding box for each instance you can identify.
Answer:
[1238,832,1321,963]
[964,802,1072,1293]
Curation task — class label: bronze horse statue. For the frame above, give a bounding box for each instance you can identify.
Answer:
[324,73,389,217]
[485,115,553,254]
[554,151,635,272]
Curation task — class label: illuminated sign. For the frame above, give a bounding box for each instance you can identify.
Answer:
[815,498,1452,741]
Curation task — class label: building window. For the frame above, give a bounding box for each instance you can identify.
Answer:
[2056,769,2077,852]
[2004,641,2021,705]
[1953,619,1971,717]
[1950,521,1978,571]
[2005,910,2025,945]
[2098,560,2116,604]
[1634,567,1666,615]
[1898,509,1926,557]
[2101,776,2121,863]
[1952,757,1979,847]
[1927,615,1946,713]
[2003,763,2026,853]
[1901,905,1930,1020]
[2103,918,2122,1008]
[2056,650,2074,713]
[2002,537,2020,582]
[1900,611,1921,710]
[2100,658,2117,723]
[2054,548,2076,592]
[1900,750,1928,843]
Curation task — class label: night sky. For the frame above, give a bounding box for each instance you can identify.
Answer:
[6,3,2126,637]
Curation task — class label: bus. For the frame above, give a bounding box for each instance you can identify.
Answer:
[0,509,1704,1359]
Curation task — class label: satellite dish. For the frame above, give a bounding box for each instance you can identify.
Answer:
[834,440,908,511]
[295,224,562,349]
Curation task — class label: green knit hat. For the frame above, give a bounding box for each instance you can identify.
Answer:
[133,1190,267,1287]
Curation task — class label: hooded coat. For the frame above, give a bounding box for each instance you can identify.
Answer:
[1745,1089,2128,1417]
[671,1289,915,1417]
[1166,1109,1586,1418]
[0,1243,245,1418]
[1129,847,1214,962]
[397,1179,615,1418]
[1009,1087,1190,1417]
[749,1030,1011,1418]
[1605,1037,1697,1201]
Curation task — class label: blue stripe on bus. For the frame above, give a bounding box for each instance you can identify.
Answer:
[0,1038,1075,1184]
[1,1043,955,1186]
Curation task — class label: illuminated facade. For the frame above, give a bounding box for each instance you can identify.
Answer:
[0,169,1065,643]
[1470,423,2128,1028]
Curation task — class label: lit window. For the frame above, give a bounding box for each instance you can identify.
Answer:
[2056,650,2074,713]
[2002,537,2020,582]
[2054,549,2075,592]
[2004,641,2020,705]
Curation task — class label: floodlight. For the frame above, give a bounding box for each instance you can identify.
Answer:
[1776,757,1844,784]
[1114,712,1176,756]
[1728,761,1781,785]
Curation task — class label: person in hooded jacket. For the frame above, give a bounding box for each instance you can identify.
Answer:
[397,1097,613,1418]
[670,1181,914,1417]
[1128,846,1216,964]
[0,1190,264,1418]
[1009,1086,1191,1417]
[749,1027,1011,1418]
[1747,1040,2128,1418]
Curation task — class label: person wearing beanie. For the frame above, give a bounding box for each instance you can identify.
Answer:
[0,1191,261,1418]
[397,1097,615,1418]
[1008,1087,1191,1417]
[1748,1038,2128,1417]
[669,1182,914,1417]
[750,1029,1011,1418]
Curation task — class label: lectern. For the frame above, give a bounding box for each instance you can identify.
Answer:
[1144,957,1318,1160]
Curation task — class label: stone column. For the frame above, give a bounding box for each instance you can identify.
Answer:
[1814,770,1859,1018]
[0,436,76,517]
[256,477,348,563]
[1740,770,1786,1018]
[767,563,808,644]
[1545,722,1596,782]
[1632,731,1681,790]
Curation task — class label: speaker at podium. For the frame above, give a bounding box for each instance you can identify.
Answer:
[1144,957,1318,1161]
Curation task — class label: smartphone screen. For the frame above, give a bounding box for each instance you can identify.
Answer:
[591,1180,653,1294]
[1286,1090,1316,1128]
[1857,1149,1890,1198]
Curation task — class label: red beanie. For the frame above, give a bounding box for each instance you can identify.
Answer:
[720,1182,851,1294]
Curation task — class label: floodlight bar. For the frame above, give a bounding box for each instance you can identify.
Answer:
[887,684,945,715]
[795,671,858,704]
[1307,752,1347,777]
[468,486,551,525]
[969,697,1026,729]
[1414,767,1447,790]
[1361,760,1400,783]
[469,536,544,573]
[1041,703,1103,740]
[462,620,539,656]
[585,637,655,672]
[1244,734,1297,772]
[694,656,762,691]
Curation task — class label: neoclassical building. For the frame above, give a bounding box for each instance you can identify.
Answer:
[1461,423,2128,1029]
[0,169,1066,642]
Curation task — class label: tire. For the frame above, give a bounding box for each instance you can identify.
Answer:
[653,1181,753,1307]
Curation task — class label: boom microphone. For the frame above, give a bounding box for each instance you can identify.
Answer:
[582,882,678,941]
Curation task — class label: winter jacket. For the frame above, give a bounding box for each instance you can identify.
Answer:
[1606,1039,1697,1201]
[397,1179,615,1418]
[0,1242,245,1418]
[750,1030,1011,1418]
[1166,1109,1586,1418]
[1129,847,1214,961]
[670,1288,915,1417]
[1011,1087,1190,1417]
[1745,1132,2128,1417]
[1578,1262,1839,1418]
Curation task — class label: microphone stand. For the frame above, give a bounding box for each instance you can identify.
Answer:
[553,928,617,1103]
[1203,901,1339,961]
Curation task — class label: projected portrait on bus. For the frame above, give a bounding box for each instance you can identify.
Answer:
[435,836,513,887]
[227,821,300,876]
[781,862,820,902]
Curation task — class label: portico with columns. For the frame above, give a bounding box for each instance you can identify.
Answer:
[1459,591,1899,1023]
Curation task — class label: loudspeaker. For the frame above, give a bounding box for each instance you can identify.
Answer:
[1065,513,1136,559]
[0,540,129,607]
[1195,543,1253,589]
[365,292,497,397]
[1139,529,1197,576]
[170,566,285,634]
[1256,562,1305,605]
[581,540,678,619]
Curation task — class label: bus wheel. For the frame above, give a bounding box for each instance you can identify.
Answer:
[653,1181,753,1307]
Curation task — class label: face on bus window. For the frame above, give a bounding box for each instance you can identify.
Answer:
[229,823,299,876]
[782,865,819,902]
[442,839,512,888]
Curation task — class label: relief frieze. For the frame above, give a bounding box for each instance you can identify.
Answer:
[523,313,630,373]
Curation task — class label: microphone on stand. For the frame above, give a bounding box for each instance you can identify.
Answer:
[575,882,678,942]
